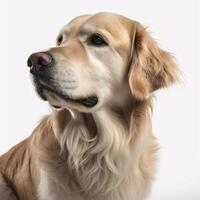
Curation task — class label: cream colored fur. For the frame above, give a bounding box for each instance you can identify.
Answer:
[0,12,178,200]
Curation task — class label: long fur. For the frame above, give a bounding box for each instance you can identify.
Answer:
[0,99,158,200]
[0,12,178,200]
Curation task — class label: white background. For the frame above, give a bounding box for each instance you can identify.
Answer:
[0,0,199,199]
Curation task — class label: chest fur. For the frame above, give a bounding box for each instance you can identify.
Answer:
[37,110,156,200]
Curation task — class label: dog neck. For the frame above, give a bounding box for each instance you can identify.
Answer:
[50,97,153,196]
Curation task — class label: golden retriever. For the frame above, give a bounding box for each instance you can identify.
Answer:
[0,12,178,200]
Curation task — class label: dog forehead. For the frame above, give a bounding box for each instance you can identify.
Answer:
[88,12,131,27]
[83,13,132,37]
[60,12,132,39]
[60,15,91,34]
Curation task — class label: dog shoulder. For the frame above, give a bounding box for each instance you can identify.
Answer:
[0,173,18,200]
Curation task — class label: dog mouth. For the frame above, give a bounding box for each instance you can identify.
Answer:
[34,78,98,108]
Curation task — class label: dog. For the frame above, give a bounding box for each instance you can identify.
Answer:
[0,12,178,200]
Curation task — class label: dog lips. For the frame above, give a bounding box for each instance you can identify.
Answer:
[78,96,98,107]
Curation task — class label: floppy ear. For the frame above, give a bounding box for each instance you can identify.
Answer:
[128,22,178,99]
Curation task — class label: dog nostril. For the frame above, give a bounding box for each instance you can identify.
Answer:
[27,58,33,68]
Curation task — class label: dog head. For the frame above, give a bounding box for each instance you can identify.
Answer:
[28,12,178,112]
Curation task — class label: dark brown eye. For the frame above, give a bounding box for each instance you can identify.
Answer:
[88,33,107,47]
[57,35,63,45]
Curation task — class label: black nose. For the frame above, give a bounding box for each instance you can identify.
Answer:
[27,52,53,75]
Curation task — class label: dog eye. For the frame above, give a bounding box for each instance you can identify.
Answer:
[88,33,107,47]
[57,35,63,46]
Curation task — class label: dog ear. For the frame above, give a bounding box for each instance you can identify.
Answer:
[128,22,178,99]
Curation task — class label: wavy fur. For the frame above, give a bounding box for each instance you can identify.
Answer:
[0,12,178,200]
